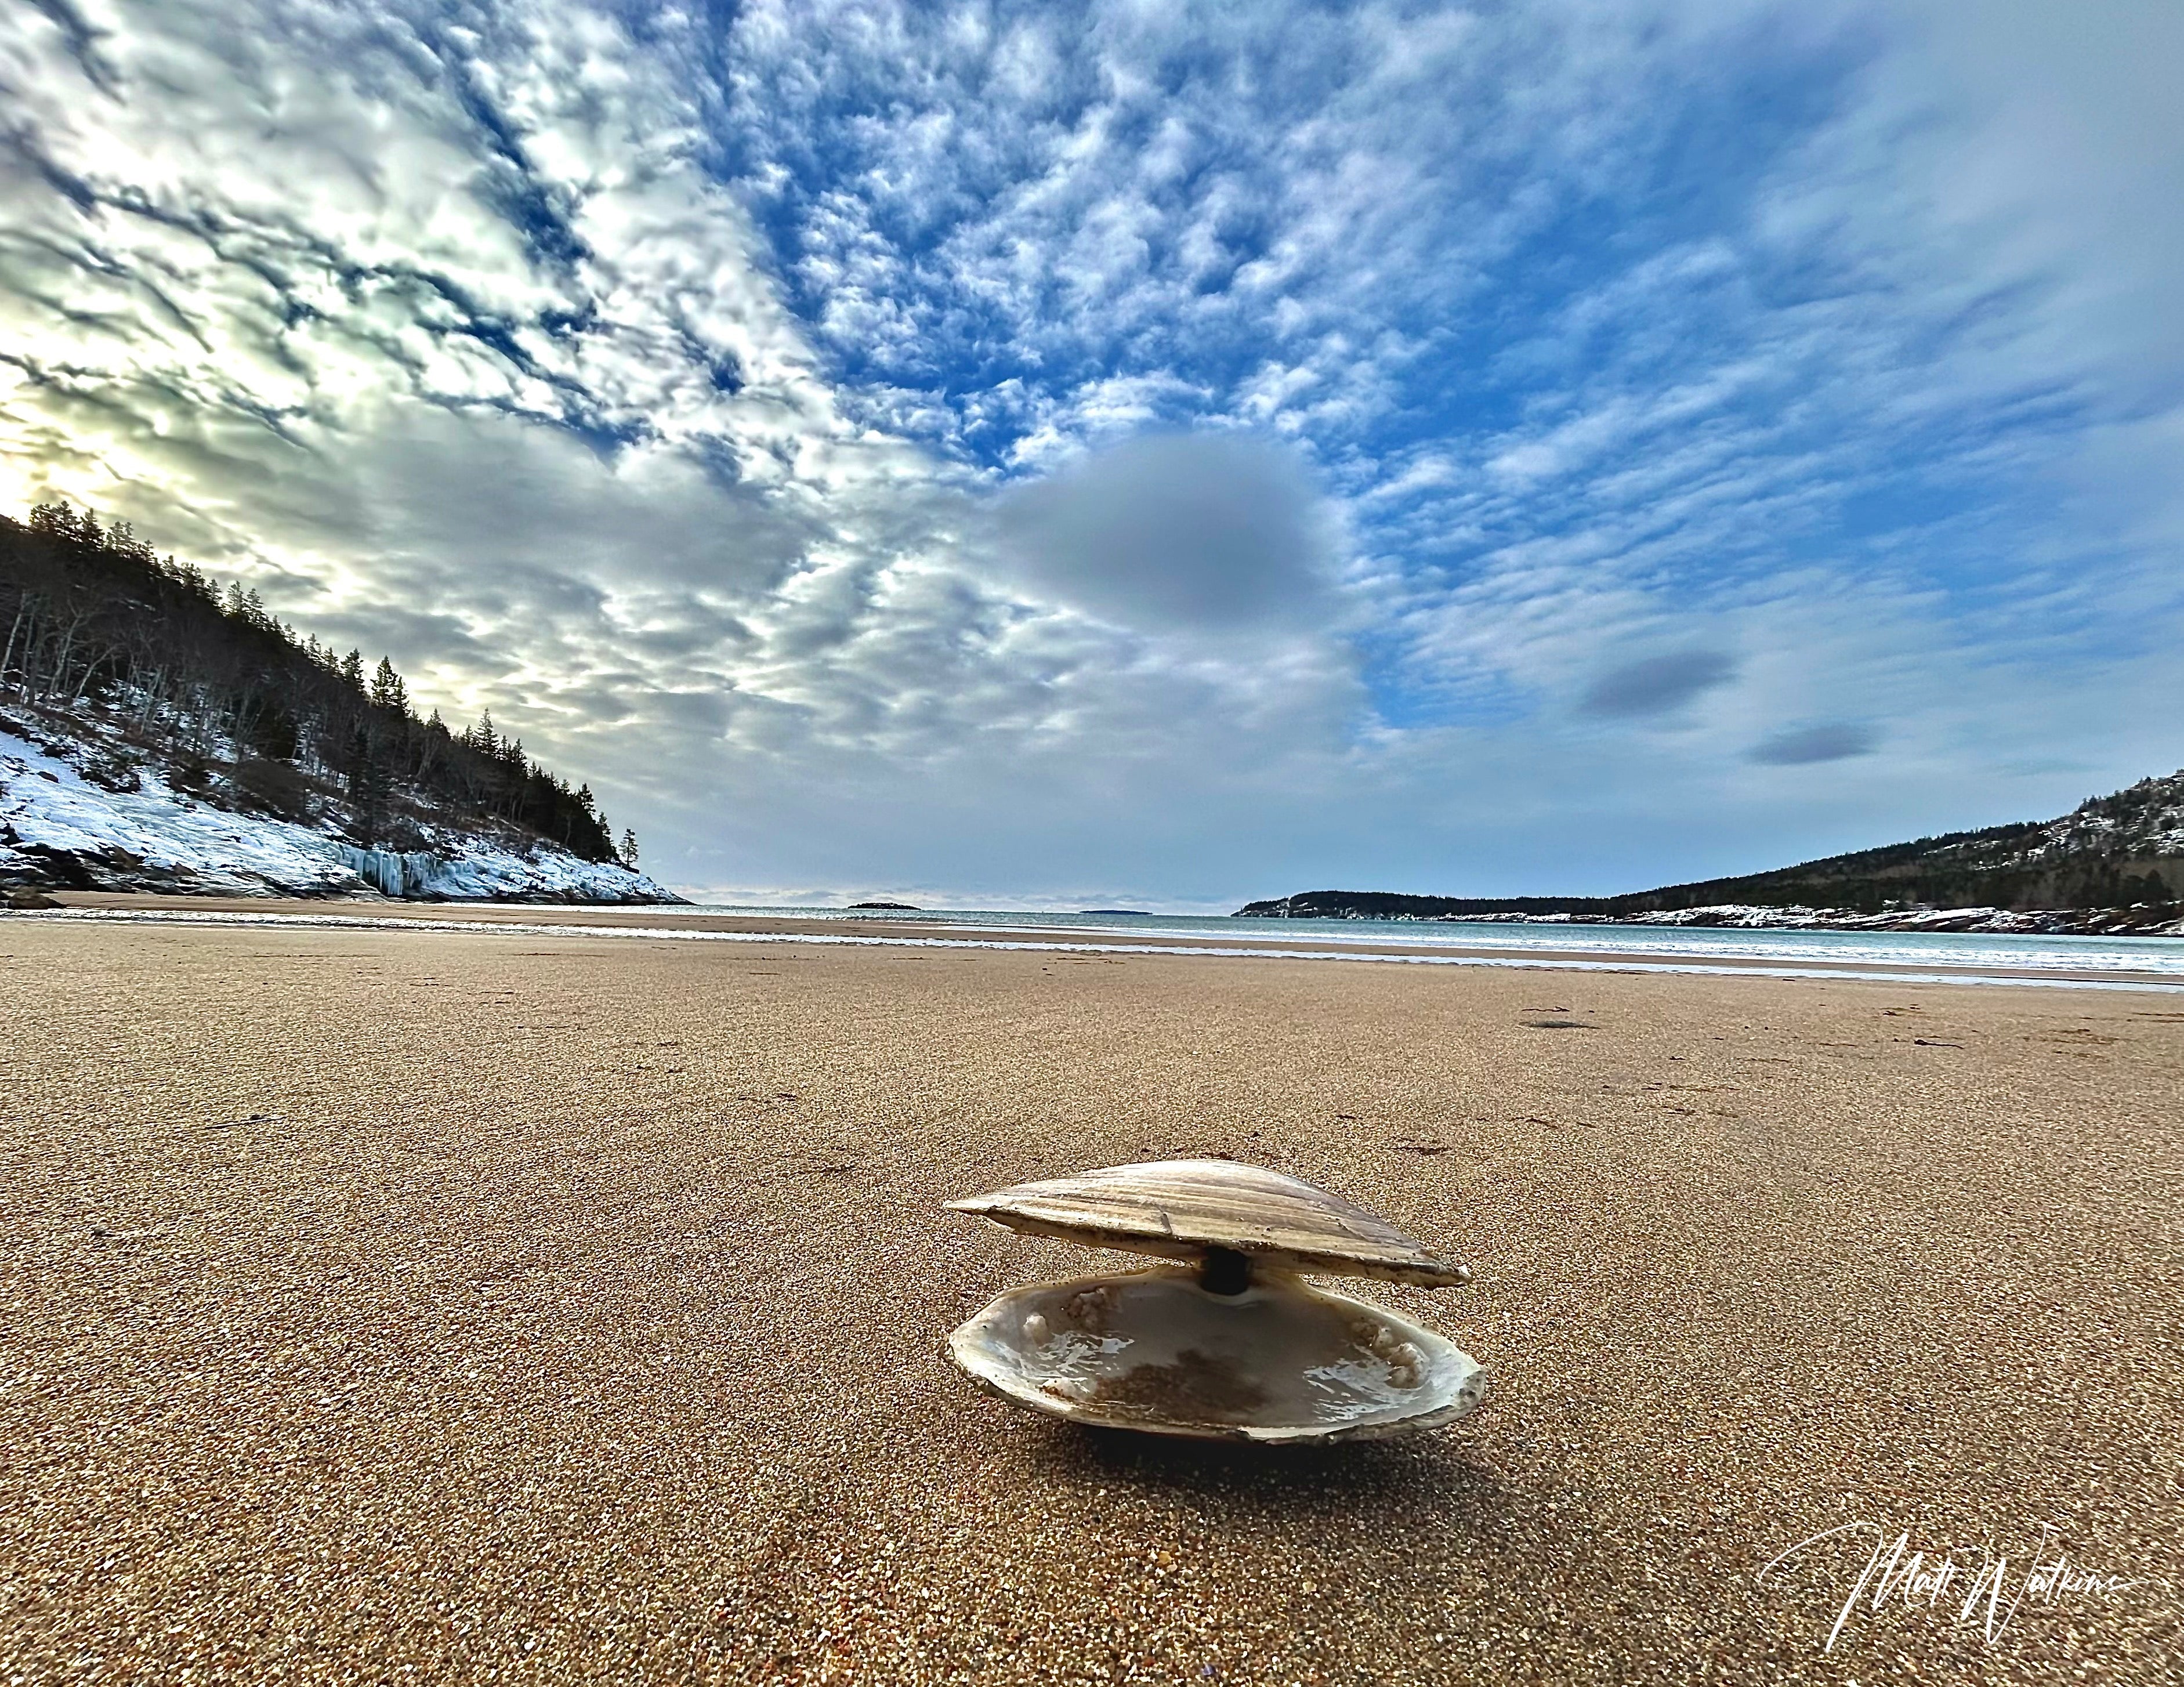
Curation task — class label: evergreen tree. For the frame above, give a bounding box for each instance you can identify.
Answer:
[346,727,389,847]
[370,656,409,717]
[620,827,639,868]
[338,648,365,693]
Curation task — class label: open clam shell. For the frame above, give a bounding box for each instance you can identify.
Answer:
[946,1160,1486,1443]
[949,1266,1487,1443]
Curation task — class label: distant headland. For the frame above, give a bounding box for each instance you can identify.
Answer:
[1236,767,2184,936]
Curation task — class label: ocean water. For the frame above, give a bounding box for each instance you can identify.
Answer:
[35,905,2183,992]
[691,904,2184,985]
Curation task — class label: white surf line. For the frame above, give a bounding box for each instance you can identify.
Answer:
[693,908,2184,975]
[903,916,2184,975]
[17,906,2184,993]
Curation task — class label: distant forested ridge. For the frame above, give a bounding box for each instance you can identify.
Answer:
[1,502,632,868]
[1238,770,2184,931]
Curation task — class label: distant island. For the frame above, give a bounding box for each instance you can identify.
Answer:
[1,502,680,903]
[849,900,921,910]
[1237,768,2184,936]
[1081,908,1151,916]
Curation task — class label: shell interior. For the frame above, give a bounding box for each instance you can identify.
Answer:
[948,1268,1487,1444]
[945,1159,1471,1287]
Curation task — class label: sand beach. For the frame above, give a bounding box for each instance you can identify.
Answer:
[2,907,2178,1684]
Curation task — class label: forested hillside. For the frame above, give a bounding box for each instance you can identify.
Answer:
[2,501,658,897]
[1239,770,2184,931]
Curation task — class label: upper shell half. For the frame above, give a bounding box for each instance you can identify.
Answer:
[945,1158,1471,1287]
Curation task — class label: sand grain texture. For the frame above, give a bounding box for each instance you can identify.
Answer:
[1,916,2179,1685]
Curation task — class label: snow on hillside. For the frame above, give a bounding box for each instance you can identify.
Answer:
[1,727,678,903]
[1415,902,2183,935]
[2024,772,2184,862]
[1616,903,2184,935]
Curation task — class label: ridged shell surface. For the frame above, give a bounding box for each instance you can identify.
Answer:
[946,1158,1471,1287]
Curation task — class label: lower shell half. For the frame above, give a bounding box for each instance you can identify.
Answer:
[947,1267,1487,1444]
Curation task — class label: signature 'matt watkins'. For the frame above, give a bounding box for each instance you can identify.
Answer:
[944,1159,1486,1444]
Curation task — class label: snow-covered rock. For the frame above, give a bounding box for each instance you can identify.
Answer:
[1,727,679,903]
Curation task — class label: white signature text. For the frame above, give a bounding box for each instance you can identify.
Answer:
[1758,1519,2138,1652]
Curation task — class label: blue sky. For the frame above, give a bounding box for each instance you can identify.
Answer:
[2,0,2179,906]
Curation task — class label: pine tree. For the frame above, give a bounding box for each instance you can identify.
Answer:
[346,727,389,847]
[370,656,409,717]
[339,648,365,693]
[620,827,639,868]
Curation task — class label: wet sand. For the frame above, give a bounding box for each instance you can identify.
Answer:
[2,913,2179,1684]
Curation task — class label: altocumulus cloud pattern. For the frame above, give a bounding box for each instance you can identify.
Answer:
[2,0,2180,906]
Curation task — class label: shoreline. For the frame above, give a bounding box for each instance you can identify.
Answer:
[13,893,2184,992]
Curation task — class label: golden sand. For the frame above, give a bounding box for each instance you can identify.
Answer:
[2,911,2178,1684]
